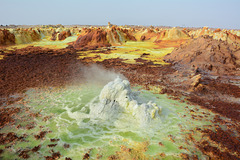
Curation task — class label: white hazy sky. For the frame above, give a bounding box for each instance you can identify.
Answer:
[0,0,239,29]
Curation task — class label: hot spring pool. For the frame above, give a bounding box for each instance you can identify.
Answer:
[0,78,217,159]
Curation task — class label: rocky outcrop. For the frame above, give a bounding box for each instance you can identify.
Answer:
[51,30,72,41]
[120,28,137,41]
[189,27,240,46]
[138,28,190,42]
[106,27,123,45]
[156,27,190,41]
[225,31,240,45]
[164,35,240,75]
[13,28,41,44]
[106,26,136,45]
[50,30,58,41]
[0,29,15,46]
[139,29,158,41]
[72,27,136,50]
[73,28,111,50]
[58,30,71,40]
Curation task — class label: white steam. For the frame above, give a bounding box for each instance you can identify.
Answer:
[82,64,125,85]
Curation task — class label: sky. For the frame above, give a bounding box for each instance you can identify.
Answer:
[0,0,239,29]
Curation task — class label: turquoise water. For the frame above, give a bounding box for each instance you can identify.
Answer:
[0,82,215,159]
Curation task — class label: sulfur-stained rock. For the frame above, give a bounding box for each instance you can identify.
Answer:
[161,27,190,40]
[106,27,136,45]
[73,28,111,50]
[0,29,15,45]
[50,30,58,41]
[190,74,202,87]
[58,30,71,40]
[214,28,221,33]
[225,31,240,44]
[13,28,41,44]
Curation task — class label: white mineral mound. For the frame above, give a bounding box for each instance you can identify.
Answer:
[90,77,162,124]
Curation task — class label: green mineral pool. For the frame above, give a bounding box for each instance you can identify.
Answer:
[0,78,218,160]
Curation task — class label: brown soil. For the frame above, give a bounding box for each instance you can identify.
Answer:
[34,131,48,140]
[189,96,240,121]
[32,145,41,152]
[0,46,81,97]
[50,138,60,142]
[0,132,26,145]
[48,144,57,148]
[192,117,240,159]
[0,106,21,129]
[19,150,30,159]
[45,151,61,160]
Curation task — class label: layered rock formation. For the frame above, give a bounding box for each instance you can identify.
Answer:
[72,27,137,50]
[13,28,41,44]
[189,27,240,46]
[155,27,190,41]
[139,28,159,41]
[0,29,15,45]
[107,26,136,45]
[58,30,72,40]
[0,27,81,46]
[136,27,190,42]
[164,35,240,75]
[73,28,111,50]
[225,31,240,45]
[51,30,72,41]
[0,25,239,50]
